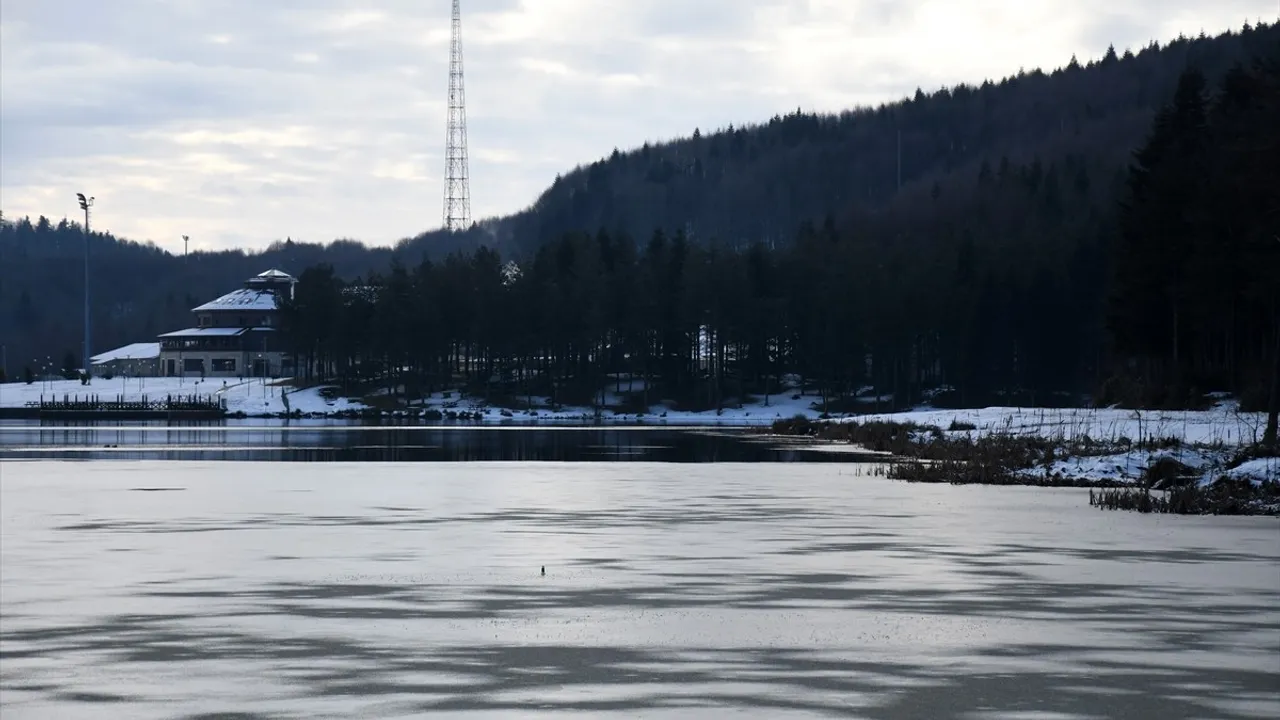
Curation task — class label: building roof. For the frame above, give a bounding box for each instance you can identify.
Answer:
[256,268,293,280]
[91,342,161,364]
[191,288,279,313]
[158,327,249,338]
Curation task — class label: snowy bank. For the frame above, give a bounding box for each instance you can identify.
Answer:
[1023,447,1229,485]
[0,377,836,424]
[848,406,1270,446]
[0,378,366,417]
[846,407,1277,488]
[299,373,848,425]
[779,406,1276,493]
[1219,457,1280,486]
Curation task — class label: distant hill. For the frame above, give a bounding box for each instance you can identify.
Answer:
[1,22,1276,376]
[489,23,1279,253]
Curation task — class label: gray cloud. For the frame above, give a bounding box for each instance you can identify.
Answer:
[1,0,1274,251]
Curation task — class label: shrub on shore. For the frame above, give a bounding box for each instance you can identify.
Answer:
[771,416,938,453]
[1090,480,1280,515]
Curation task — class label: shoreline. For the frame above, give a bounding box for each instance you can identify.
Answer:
[3,379,1276,513]
[766,415,1280,515]
[0,406,815,426]
[0,377,854,426]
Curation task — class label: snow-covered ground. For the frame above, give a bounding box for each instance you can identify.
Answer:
[470,391,835,426]
[356,374,843,425]
[1221,457,1280,486]
[1016,447,1267,486]
[847,406,1277,486]
[0,378,366,417]
[0,377,828,423]
[1030,449,1279,487]
[850,406,1270,446]
[2,379,1272,442]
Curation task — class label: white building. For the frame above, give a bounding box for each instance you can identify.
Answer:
[158,269,296,379]
[91,342,161,377]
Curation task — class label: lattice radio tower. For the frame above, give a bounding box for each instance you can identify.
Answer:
[443,0,471,232]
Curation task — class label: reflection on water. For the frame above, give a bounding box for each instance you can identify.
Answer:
[0,421,871,463]
[2,462,1277,719]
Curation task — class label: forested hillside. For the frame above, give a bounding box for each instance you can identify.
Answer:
[1,22,1277,422]
[492,23,1279,253]
[275,40,1278,445]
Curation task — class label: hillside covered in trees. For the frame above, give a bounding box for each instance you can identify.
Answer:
[1,23,1277,438]
[278,51,1277,427]
[277,30,1278,442]
[493,23,1279,254]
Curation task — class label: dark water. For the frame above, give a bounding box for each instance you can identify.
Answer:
[0,420,873,463]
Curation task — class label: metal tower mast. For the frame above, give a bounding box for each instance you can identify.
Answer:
[443,0,471,232]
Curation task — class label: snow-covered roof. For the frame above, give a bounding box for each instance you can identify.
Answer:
[158,327,249,338]
[256,268,293,280]
[191,288,279,313]
[91,342,161,364]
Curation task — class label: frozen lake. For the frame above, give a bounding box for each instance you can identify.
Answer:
[2,461,1278,718]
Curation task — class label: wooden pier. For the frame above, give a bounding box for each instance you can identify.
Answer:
[4,394,228,421]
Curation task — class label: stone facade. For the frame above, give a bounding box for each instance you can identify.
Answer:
[158,270,296,379]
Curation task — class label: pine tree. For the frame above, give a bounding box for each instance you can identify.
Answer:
[61,350,78,379]
[1110,67,1210,395]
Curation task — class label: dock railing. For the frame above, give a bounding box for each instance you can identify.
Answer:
[25,394,228,414]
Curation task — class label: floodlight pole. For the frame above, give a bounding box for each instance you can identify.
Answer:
[77,193,95,383]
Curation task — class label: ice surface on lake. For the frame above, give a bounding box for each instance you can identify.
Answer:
[2,462,1278,718]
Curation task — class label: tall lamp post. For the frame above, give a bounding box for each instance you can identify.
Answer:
[76,193,94,384]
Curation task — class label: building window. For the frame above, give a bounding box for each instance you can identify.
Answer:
[212,359,236,372]
[183,358,205,373]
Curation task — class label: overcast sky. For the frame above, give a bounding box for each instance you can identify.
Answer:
[1,1,1274,253]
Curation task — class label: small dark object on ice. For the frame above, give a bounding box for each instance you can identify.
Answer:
[541,566,545,576]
